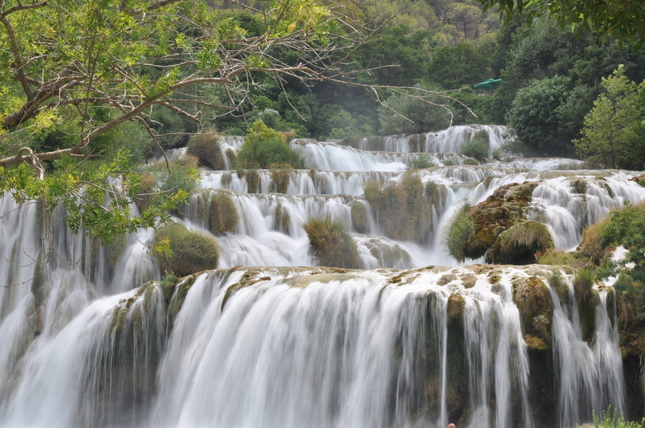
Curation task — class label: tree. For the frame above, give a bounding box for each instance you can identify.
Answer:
[379,84,451,135]
[427,43,491,89]
[477,0,645,48]
[575,66,645,169]
[0,0,446,241]
[506,76,578,157]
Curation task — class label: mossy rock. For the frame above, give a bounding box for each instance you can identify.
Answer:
[304,218,361,269]
[186,133,225,170]
[209,192,239,235]
[447,294,465,326]
[350,201,368,233]
[629,173,645,187]
[569,178,587,194]
[154,222,220,277]
[366,238,412,268]
[464,181,539,260]
[512,276,552,347]
[486,221,554,264]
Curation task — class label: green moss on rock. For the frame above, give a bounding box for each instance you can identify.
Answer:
[512,276,553,347]
[464,181,539,260]
[154,222,220,276]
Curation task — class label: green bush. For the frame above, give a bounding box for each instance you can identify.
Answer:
[209,192,239,235]
[406,154,437,170]
[187,133,225,170]
[443,160,455,166]
[598,203,645,319]
[154,222,220,276]
[445,204,474,262]
[463,158,480,165]
[362,175,434,243]
[270,168,291,193]
[245,169,260,193]
[304,218,361,269]
[461,131,490,160]
[237,120,304,169]
[591,406,645,428]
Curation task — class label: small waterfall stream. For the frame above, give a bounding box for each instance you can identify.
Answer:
[1,125,644,427]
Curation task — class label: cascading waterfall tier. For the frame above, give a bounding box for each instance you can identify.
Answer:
[1,124,644,427]
[0,262,626,428]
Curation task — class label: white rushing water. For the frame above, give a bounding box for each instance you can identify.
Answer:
[1,124,644,427]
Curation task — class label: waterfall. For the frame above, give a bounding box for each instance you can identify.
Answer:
[1,124,644,427]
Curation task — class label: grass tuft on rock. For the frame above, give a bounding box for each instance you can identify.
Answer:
[304,218,361,269]
[209,192,239,235]
[445,204,474,262]
[154,222,220,277]
[486,221,553,264]
[187,132,225,170]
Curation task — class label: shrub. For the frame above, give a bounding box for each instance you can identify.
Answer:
[445,204,474,262]
[598,203,645,319]
[578,216,612,264]
[270,168,291,193]
[350,201,368,233]
[154,222,220,276]
[362,175,434,243]
[573,268,595,300]
[245,169,260,193]
[461,131,490,160]
[406,154,437,170]
[442,160,455,166]
[536,249,578,266]
[225,148,237,167]
[237,120,304,169]
[209,192,239,235]
[591,406,644,428]
[304,218,361,269]
[221,172,232,186]
[463,158,480,165]
[486,221,554,264]
[187,133,225,170]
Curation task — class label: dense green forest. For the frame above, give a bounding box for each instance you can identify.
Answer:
[97,0,645,165]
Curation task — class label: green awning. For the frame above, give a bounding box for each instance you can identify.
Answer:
[473,79,502,90]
